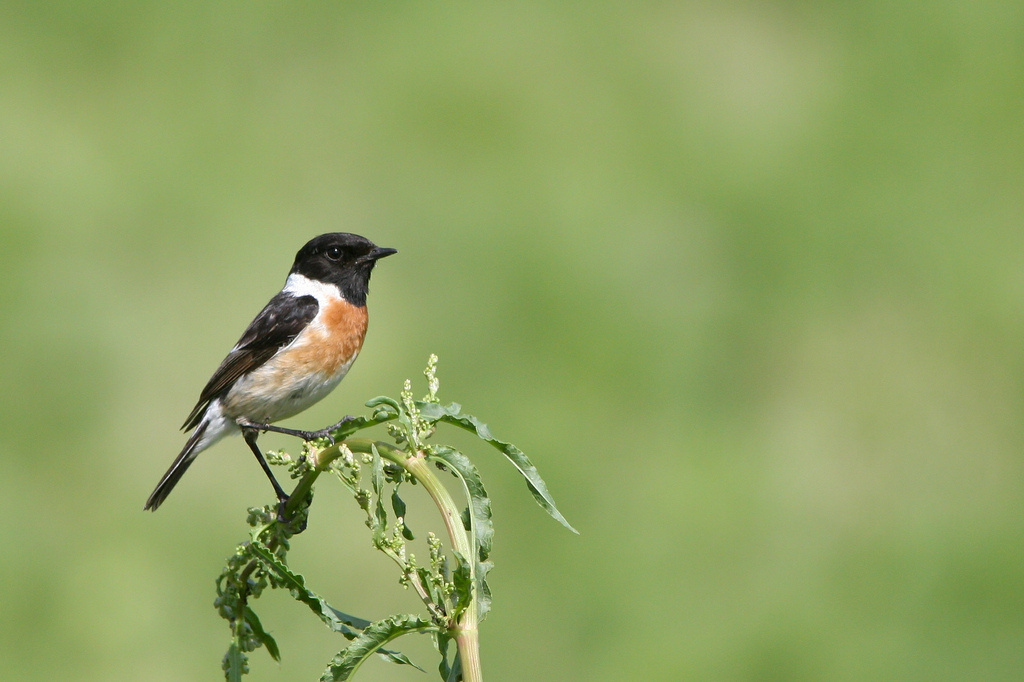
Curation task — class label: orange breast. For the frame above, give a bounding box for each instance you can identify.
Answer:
[288,298,368,377]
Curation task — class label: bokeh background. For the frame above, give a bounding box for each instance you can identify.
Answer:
[2,2,1023,680]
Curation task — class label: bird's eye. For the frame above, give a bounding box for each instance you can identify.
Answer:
[325,246,344,261]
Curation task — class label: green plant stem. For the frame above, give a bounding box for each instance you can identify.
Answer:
[236,453,333,598]
[238,435,484,681]
[345,439,484,682]
[405,454,482,682]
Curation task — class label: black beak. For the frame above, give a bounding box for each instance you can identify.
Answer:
[368,246,398,261]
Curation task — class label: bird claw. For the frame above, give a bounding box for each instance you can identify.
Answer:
[305,416,355,445]
[276,496,308,533]
[306,428,336,445]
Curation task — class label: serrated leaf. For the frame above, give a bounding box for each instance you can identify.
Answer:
[248,542,364,639]
[418,402,578,534]
[428,446,495,619]
[248,542,416,667]
[320,615,438,681]
[427,448,492,558]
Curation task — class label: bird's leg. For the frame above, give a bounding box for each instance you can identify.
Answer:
[236,416,356,445]
[315,415,358,441]
[240,426,292,522]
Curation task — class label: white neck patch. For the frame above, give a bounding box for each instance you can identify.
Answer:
[282,273,342,303]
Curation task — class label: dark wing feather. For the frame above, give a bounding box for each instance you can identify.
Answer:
[181,292,319,430]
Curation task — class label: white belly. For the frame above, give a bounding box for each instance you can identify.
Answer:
[220,350,357,424]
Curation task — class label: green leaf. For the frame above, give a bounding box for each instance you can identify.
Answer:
[324,605,371,631]
[367,395,416,439]
[390,487,407,518]
[432,625,462,682]
[332,409,397,440]
[244,607,280,662]
[418,402,578,534]
[391,487,415,540]
[450,550,473,619]
[413,565,442,608]
[428,447,493,560]
[376,648,426,672]
[428,446,495,619]
[320,615,438,681]
[250,542,423,669]
[446,652,463,682]
[434,630,452,681]
[365,396,402,412]
[370,446,388,545]
[248,542,364,639]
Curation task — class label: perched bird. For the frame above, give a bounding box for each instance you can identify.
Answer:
[145,233,396,512]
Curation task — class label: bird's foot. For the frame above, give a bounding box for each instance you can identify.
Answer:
[302,416,357,445]
[236,416,356,446]
[276,495,308,534]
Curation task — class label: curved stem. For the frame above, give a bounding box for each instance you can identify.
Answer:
[406,454,482,682]
[241,436,484,681]
[345,439,484,682]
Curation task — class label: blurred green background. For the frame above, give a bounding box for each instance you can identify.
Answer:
[2,2,1023,680]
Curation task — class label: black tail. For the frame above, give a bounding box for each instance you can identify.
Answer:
[144,421,208,511]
